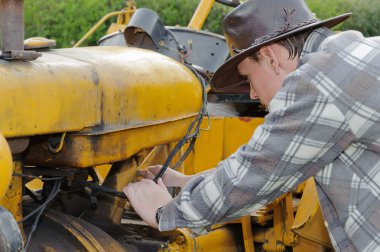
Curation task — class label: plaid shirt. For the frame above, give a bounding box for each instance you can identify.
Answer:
[160,28,380,252]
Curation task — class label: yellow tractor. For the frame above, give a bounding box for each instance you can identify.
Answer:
[0,0,333,251]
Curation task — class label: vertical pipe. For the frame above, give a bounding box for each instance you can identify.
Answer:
[188,0,215,30]
[0,0,24,54]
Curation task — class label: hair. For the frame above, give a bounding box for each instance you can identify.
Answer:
[249,29,313,61]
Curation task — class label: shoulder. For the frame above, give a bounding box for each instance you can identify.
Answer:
[320,30,380,55]
[296,30,379,84]
[321,30,365,47]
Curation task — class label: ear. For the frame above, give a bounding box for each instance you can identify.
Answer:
[258,45,280,75]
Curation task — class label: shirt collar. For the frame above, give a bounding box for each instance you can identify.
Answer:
[300,27,334,62]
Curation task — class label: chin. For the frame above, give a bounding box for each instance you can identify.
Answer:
[258,100,269,111]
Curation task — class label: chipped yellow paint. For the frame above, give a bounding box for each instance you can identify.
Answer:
[0,161,23,222]
[0,132,12,200]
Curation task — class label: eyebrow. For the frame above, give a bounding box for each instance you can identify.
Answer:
[237,67,247,78]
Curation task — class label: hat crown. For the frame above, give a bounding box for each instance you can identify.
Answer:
[223,0,316,51]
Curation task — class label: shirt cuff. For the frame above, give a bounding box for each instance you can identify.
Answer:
[158,199,177,231]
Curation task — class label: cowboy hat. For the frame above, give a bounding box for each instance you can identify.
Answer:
[210,0,351,93]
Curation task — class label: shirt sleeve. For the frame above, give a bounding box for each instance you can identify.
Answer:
[159,70,356,231]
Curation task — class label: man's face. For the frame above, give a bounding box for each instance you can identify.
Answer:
[237,45,297,107]
[237,57,280,107]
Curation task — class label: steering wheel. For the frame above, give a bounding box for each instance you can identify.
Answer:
[215,0,241,7]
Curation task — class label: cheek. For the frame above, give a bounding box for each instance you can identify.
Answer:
[252,68,268,86]
[249,75,265,94]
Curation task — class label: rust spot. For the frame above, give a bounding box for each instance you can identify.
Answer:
[239,117,252,123]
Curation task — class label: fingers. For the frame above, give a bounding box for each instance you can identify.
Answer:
[136,170,146,177]
[157,178,167,191]
[126,179,156,188]
[124,177,168,204]
[122,178,173,230]
[140,178,154,184]
[137,169,155,180]
[139,178,168,192]
[138,165,164,180]
[147,165,163,175]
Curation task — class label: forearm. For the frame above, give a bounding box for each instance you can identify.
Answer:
[187,168,215,179]
[175,168,216,188]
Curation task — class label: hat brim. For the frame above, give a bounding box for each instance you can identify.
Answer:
[211,13,352,94]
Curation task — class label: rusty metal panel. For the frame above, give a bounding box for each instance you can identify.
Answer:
[0,161,22,222]
[24,117,195,168]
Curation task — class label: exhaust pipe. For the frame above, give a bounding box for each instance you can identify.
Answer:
[0,0,41,60]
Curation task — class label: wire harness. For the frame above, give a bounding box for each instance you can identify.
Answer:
[153,63,208,182]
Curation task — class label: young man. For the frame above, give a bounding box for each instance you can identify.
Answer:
[124,0,380,251]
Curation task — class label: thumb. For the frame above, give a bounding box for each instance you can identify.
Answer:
[157,178,167,191]
[147,165,162,175]
[137,170,155,180]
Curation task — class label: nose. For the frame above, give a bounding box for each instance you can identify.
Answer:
[249,85,258,100]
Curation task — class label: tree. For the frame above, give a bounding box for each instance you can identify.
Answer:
[24,0,379,48]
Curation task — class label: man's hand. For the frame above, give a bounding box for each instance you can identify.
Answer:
[123,178,172,228]
[137,165,192,187]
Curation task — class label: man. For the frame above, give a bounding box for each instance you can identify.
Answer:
[124,0,380,251]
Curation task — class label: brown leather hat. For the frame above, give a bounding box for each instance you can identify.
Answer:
[210,0,351,93]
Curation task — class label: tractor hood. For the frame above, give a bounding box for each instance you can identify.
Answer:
[0,46,202,138]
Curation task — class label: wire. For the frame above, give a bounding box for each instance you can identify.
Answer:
[171,137,197,170]
[73,179,126,198]
[153,63,208,182]
[47,132,66,153]
[200,111,211,131]
[19,179,61,224]
[13,173,63,181]
[22,179,62,250]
